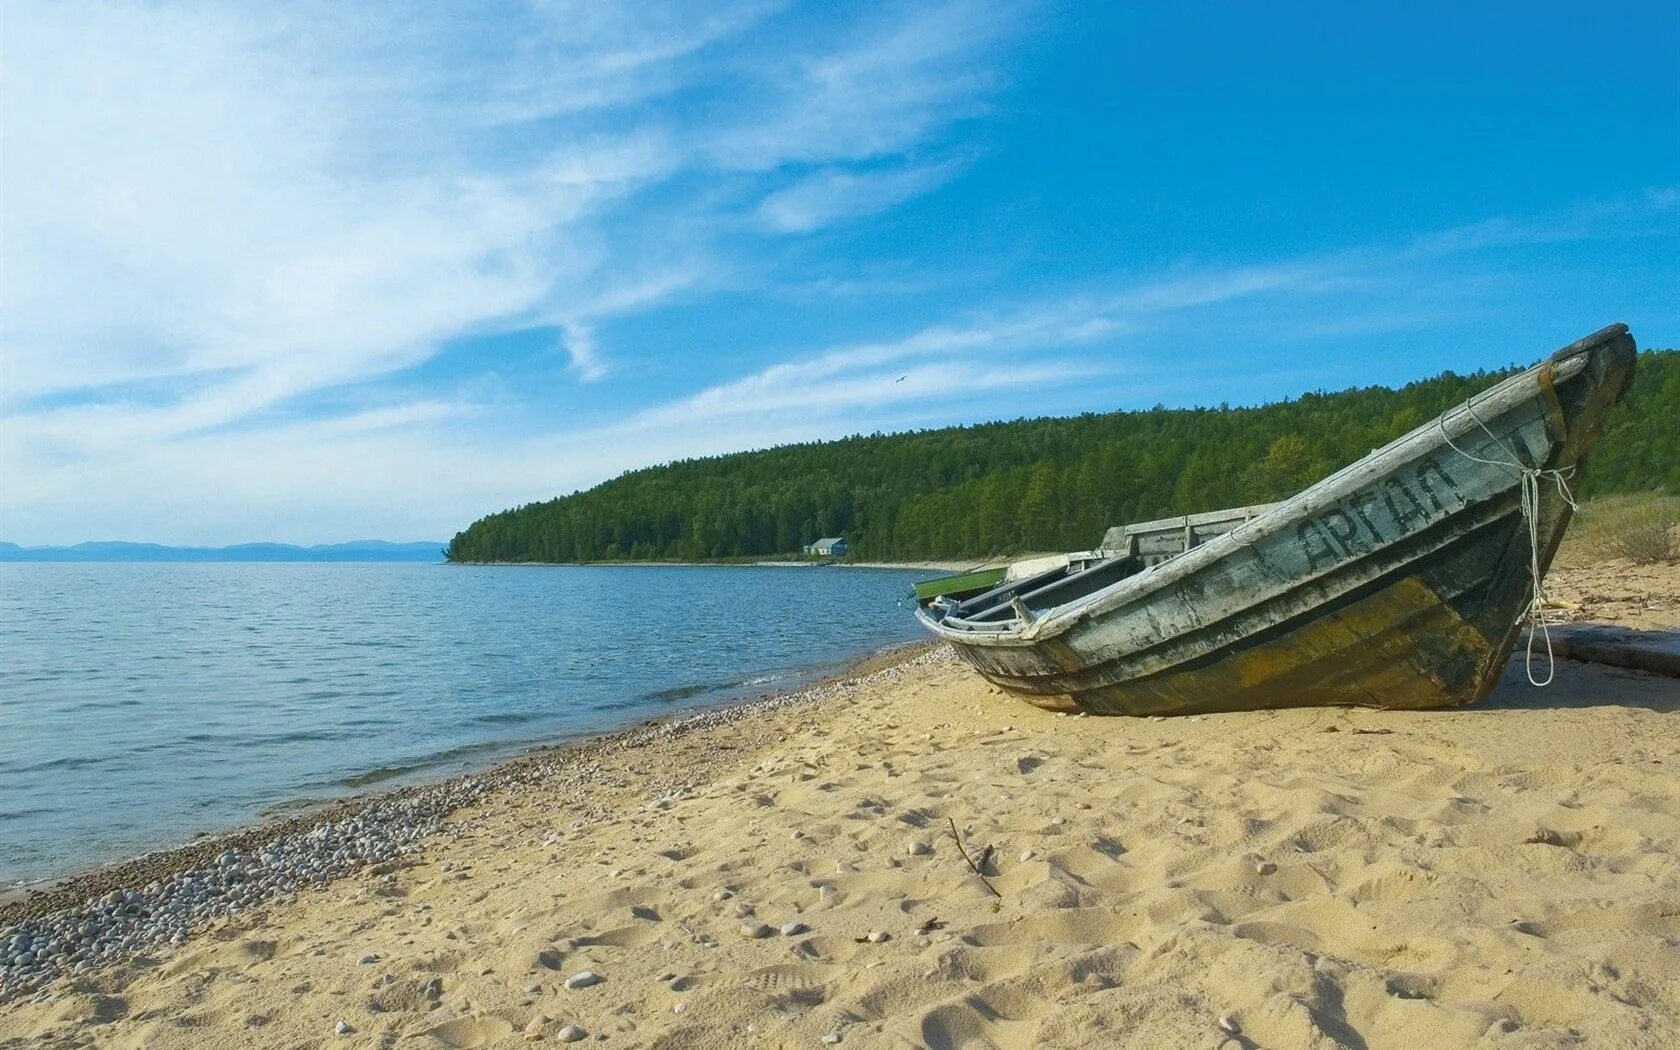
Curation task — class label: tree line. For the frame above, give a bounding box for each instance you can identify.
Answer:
[446,350,1679,563]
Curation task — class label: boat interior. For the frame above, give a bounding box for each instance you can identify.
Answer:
[930,503,1277,627]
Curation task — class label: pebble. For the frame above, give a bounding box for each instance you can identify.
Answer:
[741,922,774,939]
[335,1020,354,1035]
[1018,849,1036,862]
[564,970,601,989]
[780,921,807,936]
[673,1001,687,1014]
[823,1032,843,1044]
[907,841,932,856]
[357,954,379,965]
[866,930,890,943]
[1255,861,1277,876]
[557,1025,587,1043]
[1219,1013,1242,1034]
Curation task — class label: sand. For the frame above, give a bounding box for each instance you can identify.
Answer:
[2,562,1677,1049]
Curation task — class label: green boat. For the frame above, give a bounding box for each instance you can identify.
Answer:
[913,552,1101,605]
[913,567,1007,604]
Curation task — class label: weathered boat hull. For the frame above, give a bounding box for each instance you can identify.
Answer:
[917,325,1637,715]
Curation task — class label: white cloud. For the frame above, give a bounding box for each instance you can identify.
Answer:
[757,162,962,233]
[703,1,1016,170]
[0,1,1000,418]
[558,323,608,381]
[2,0,1023,542]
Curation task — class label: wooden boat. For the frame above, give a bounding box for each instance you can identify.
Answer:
[916,324,1637,715]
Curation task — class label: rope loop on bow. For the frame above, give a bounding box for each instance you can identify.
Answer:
[1439,403,1578,686]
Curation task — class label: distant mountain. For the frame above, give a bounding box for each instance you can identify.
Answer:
[0,540,446,563]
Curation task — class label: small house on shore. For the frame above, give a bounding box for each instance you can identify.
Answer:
[803,536,849,557]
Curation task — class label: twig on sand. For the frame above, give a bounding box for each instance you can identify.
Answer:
[947,817,1002,898]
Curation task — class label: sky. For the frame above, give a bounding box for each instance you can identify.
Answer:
[2,1,1676,546]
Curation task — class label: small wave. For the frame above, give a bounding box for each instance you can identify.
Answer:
[265,728,347,745]
[472,709,547,726]
[342,765,415,788]
[640,667,804,706]
[336,739,514,790]
[8,753,111,774]
[643,682,715,703]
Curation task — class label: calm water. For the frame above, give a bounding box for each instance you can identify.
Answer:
[0,563,930,886]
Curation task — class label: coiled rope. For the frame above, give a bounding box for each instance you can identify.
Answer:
[1439,401,1579,687]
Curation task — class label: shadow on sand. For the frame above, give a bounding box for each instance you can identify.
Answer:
[1474,653,1680,713]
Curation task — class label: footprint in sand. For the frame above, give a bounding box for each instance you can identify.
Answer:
[916,980,1052,1050]
[420,1015,514,1048]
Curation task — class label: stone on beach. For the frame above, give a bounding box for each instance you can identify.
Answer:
[740,922,774,939]
[563,970,600,989]
[556,1024,587,1043]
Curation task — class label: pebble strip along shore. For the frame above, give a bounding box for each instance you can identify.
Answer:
[0,644,948,1003]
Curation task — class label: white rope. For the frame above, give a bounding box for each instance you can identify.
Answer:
[1439,402,1578,686]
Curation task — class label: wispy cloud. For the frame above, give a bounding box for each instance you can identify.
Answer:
[757,162,964,233]
[0,1,1010,419]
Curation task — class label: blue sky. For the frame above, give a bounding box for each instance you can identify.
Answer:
[2,1,1676,545]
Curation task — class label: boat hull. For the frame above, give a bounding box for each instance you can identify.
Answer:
[919,325,1637,715]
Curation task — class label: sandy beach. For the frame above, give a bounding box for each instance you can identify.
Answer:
[3,562,1677,1049]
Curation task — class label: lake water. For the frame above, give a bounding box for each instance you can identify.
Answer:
[0,563,932,886]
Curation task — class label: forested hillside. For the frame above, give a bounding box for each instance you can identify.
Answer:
[447,350,1680,563]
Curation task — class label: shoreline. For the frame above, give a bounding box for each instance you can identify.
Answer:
[0,629,934,904]
[444,559,974,571]
[0,642,940,996]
